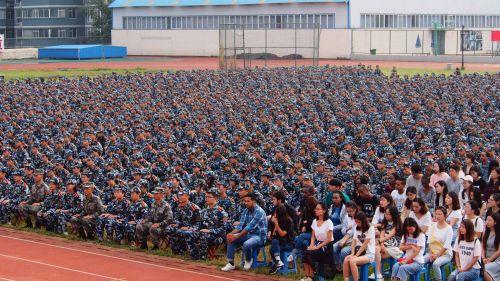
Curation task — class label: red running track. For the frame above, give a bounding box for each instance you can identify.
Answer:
[0,227,282,281]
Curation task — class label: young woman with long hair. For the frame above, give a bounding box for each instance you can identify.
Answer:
[372,193,395,230]
[445,191,462,243]
[391,217,426,281]
[434,180,448,208]
[268,204,295,274]
[463,200,485,239]
[424,207,453,281]
[343,211,376,281]
[373,206,403,281]
[301,202,333,281]
[401,186,417,222]
[483,213,500,281]
[448,219,482,281]
[408,198,432,233]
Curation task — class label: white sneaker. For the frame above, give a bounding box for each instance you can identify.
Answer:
[369,273,384,280]
[277,260,284,267]
[243,259,253,270]
[221,263,236,272]
[287,255,294,262]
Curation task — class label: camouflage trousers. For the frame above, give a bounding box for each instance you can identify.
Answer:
[70,215,97,238]
[54,212,73,234]
[124,221,139,242]
[0,202,18,224]
[96,217,126,242]
[36,209,58,231]
[181,230,225,260]
[18,204,42,225]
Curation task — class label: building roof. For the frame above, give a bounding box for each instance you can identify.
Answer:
[109,0,347,8]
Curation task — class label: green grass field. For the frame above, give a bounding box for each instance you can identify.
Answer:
[0,66,493,81]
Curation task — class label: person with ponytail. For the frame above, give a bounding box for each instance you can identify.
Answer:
[483,213,500,281]
[463,200,485,239]
[448,219,482,281]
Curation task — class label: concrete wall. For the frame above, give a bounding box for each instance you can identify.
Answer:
[350,0,500,28]
[112,28,352,58]
[112,3,349,29]
[0,48,38,59]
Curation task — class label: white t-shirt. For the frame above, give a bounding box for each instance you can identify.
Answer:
[354,225,376,256]
[446,209,462,231]
[402,232,426,263]
[458,188,470,209]
[428,222,454,256]
[372,207,385,226]
[391,189,407,212]
[453,238,482,269]
[408,211,432,233]
[468,216,485,234]
[311,219,334,242]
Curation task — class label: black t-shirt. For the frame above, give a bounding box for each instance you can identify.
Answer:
[355,195,380,218]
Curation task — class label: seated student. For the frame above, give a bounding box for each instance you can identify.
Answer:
[391,175,407,212]
[448,220,482,281]
[463,200,485,239]
[324,178,350,210]
[328,191,347,243]
[445,192,462,244]
[483,213,500,281]
[401,186,417,222]
[468,187,487,218]
[354,184,379,220]
[391,217,426,281]
[434,180,448,209]
[424,207,453,281]
[485,193,500,219]
[294,196,317,258]
[300,202,333,281]
[333,201,358,272]
[268,204,295,274]
[408,198,432,234]
[343,211,376,281]
[418,177,435,213]
[372,193,395,231]
[374,206,403,281]
[222,192,268,272]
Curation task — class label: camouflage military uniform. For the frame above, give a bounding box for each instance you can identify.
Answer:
[162,202,201,255]
[18,182,49,226]
[55,191,82,234]
[71,194,104,238]
[136,199,172,247]
[0,181,28,224]
[96,198,130,242]
[36,189,61,231]
[124,199,148,242]
[183,204,229,259]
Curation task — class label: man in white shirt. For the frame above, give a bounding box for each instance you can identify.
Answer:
[406,164,423,191]
[391,175,407,212]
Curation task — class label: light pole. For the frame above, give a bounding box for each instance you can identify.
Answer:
[461,25,465,70]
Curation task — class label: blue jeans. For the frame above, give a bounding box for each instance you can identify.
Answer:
[448,268,480,281]
[226,234,264,262]
[269,239,294,260]
[392,261,424,280]
[333,240,351,266]
[294,232,311,257]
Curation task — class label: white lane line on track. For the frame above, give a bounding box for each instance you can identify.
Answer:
[0,277,17,281]
[0,234,240,281]
[0,253,124,280]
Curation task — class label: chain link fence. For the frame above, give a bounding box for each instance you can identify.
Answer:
[219,23,320,70]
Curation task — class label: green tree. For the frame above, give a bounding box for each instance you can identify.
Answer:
[86,0,112,38]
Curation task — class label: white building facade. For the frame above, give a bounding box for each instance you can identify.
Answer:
[110,0,500,58]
